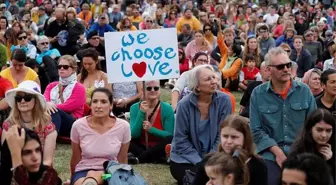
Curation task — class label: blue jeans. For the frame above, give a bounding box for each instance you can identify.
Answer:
[51,109,75,137]
[264,160,281,185]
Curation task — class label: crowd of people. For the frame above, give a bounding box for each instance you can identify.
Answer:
[0,0,335,185]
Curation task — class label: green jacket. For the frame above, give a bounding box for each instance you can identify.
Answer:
[130,101,175,139]
[0,44,8,68]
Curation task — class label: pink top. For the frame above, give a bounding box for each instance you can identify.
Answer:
[273,24,284,39]
[185,40,213,61]
[44,82,86,119]
[71,117,131,172]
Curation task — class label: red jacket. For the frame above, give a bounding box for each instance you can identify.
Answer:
[179,59,189,74]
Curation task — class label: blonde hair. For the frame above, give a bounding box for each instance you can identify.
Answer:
[8,93,51,132]
[59,55,78,71]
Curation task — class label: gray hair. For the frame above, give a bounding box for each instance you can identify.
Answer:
[187,64,214,94]
[264,47,288,65]
[37,35,49,44]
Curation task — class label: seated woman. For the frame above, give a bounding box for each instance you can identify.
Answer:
[217,24,243,91]
[302,68,323,97]
[2,80,57,165]
[290,108,335,182]
[170,65,232,185]
[77,48,110,105]
[10,30,37,59]
[185,31,213,61]
[70,88,130,185]
[44,55,86,137]
[193,115,268,185]
[0,48,40,88]
[129,80,175,164]
[4,126,61,185]
[118,17,137,31]
[171,52,209,111]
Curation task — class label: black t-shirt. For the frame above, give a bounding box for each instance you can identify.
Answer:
[240,81,263,118]
[315,95,336,114]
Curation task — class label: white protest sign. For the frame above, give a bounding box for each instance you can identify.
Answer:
[104,28,180,83]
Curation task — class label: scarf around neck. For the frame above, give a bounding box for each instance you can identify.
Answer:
[59,73,76,86]
[50,73,77,105]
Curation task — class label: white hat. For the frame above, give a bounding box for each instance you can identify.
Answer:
[5,81,46,109]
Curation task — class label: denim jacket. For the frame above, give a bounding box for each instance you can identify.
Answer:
[170,91,232,165]
[250,80,316,162]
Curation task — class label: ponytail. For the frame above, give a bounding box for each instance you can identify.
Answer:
[232,149,250,185]
[205,149,250,185]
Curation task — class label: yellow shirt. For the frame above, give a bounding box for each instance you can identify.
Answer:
[130,16,143,23]
[0,67,38,88]
[175,16,201,34]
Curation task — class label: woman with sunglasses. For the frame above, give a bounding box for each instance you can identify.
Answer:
[10,30,37,59]
[0,48,40,88]
[171,52,209,111]
[21,14,38,35]
[2,126,61,185]
[203,23,217,49]
[139,16,154,30]
[289,108,335,182]
[163,10,178,28]
[128,80,174,164]
[44,55,86,137]
[0,81,57,185]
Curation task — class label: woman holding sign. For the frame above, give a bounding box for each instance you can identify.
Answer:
[128,80,175,164]
[170,64,232,185]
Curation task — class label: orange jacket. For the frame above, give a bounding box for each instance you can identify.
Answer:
[217,32,242,80]
[220,88,236,113]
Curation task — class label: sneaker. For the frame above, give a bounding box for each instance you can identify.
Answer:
[128,153,139,165]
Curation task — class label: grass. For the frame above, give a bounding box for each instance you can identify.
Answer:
[54,89,243,184]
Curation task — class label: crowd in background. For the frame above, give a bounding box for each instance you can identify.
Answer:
[0,0,335,185]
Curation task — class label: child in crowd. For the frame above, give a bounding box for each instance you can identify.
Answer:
[238,54,261,91]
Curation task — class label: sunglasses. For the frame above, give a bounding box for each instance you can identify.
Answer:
[269,62,292,70]
[39,42,49,45]
[146,20,153,23]
[58,65,71,70]
[15,94,35,103]
[146,86,160,91]
[204,28,211,31]
[284,49,291,53]
[18,36,27,40]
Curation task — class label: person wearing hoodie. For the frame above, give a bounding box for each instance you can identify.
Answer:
[290,35,313,79]
[275,27,295,49]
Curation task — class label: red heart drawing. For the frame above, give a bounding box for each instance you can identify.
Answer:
[132,61,147,78]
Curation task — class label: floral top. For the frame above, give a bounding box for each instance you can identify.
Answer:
[3,121,55,148]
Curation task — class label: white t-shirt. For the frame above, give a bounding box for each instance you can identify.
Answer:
[263,13,279,26]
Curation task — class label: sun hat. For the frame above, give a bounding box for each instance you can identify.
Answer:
[5,81,46,109]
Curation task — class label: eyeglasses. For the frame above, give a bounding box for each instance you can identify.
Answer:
[146,20,153,23]
[18,36,27,40]
[58,65,71,70]
[15,94,35,103]
[146,86,160,91]
[197,59,208,63]
[269,62,292,70]
[39,42,49,45]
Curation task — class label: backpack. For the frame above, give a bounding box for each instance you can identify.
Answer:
[103,161,148,185]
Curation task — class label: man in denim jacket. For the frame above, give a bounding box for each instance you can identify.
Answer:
[250,47,316,185]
